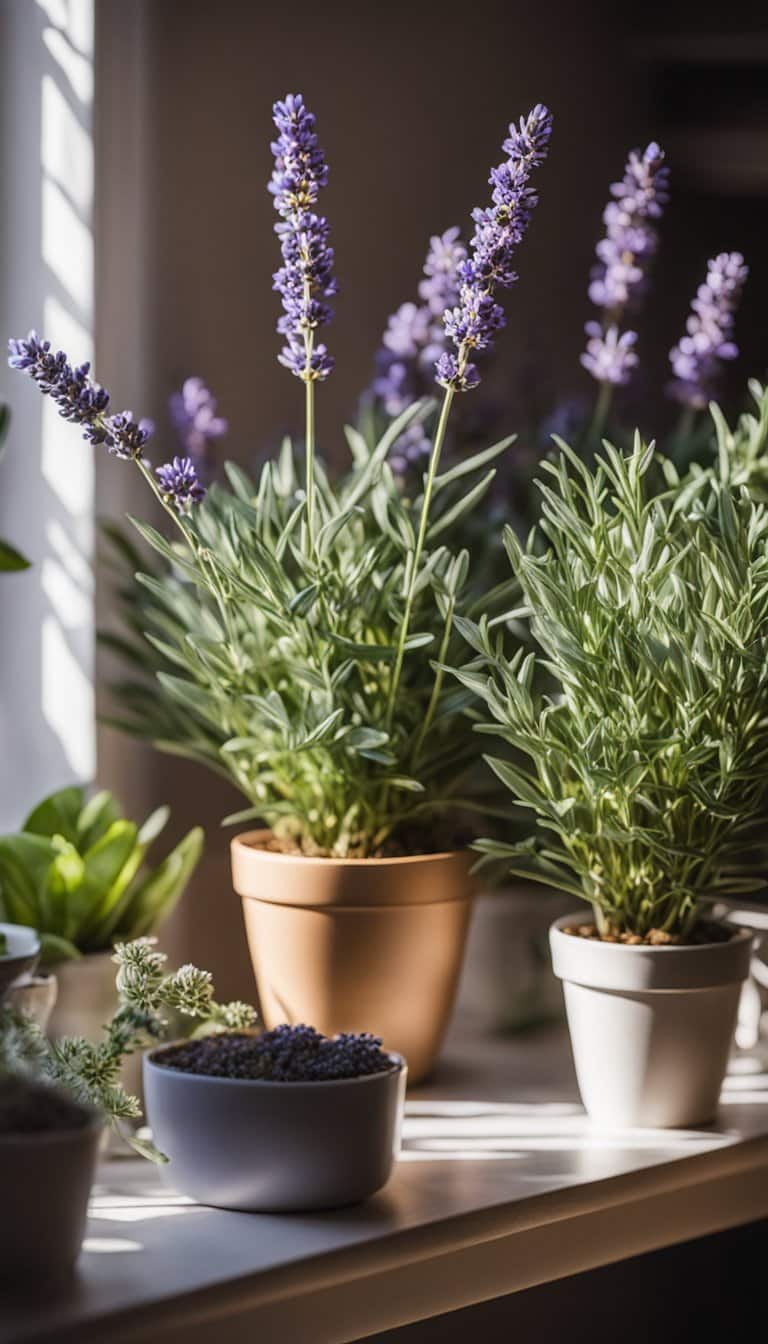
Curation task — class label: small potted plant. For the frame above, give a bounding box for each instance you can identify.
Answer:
[0,1074,101,1282]
[459,427,761,1127]
[8,96,553,1078]
[144,1024,405,1212]
[0,937,257,1275]
[0,785,203,1046]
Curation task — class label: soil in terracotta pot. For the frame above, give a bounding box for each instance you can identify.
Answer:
[254,823,474,860]
[562,920,735,947]
[153,1024,394,1081]
[0,1076,92,1134]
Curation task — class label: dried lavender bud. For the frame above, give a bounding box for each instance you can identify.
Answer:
[155,1024,393,1082]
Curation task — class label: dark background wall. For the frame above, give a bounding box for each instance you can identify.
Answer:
[94,0,768,995]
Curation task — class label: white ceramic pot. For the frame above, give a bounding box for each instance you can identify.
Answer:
[550,914,754,1128]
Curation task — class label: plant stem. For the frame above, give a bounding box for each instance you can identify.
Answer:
[410,593,454,769]
[386,386,454,731]
[305,376,316,553]
[587,381,613,447]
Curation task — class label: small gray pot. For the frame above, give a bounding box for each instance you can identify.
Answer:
[550,914,754,1128]
[0,923,40,1001]
[144,1048,406,1212]
[0,1111,102,1280]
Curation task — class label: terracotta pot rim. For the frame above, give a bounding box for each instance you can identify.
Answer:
[145,1045,405,1089]
[231,829,468,868]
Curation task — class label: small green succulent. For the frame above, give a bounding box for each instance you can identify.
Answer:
[0,786,203,963]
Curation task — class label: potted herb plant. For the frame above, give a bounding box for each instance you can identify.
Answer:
[8,96,553,1079]
[0,937,257,1274]
[0,785,202,1060]
[459,425,761,1127]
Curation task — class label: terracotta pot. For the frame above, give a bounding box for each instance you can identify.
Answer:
[231,831,474,1083]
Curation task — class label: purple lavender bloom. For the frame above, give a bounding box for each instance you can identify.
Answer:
[155,455,206,512]
[170,377,227,454]
[668,252,748,409]
[438,104,553,392]
[372,227,467,472]
[581,322,638,386]
[7,331,154,460]
[269,94,336,381]
[581,142,669,387]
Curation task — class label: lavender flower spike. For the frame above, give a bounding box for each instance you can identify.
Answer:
[581,142,669,387]
[438,104,553,393]
[269,94,336,381]
[7,331,153,459]
[156,456,206,513]
[372,227,466,473]
[668,252,748,409]
[170,377,228,457]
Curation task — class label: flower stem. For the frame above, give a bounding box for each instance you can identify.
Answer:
[305,374,316,552]
[386,386,455,731]
[587,381,613,446]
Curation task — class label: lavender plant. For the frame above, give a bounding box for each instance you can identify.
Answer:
[170,376,228,485]
[581,142,669,435]
[10,95,553,858]
[0,937,257,1159]
[669,252,749,413]
[456,402,768,939]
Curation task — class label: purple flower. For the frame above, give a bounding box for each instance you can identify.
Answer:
[170,377,227,454]
[581,323,638,387]
[372,228,467,472]
[7,331,153,460]
[668,252,748,409]
[438,104,553,392]
[581,142,669,387]
[155,456,206,512]
[269,94,336,381]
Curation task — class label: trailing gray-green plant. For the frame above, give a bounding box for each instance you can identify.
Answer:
[455,412,768,938]
[98,417,518,857]
[0,937,257,1159]
[0,785,203,962]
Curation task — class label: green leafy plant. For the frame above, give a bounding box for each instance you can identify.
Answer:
[457,408,768,939]
[97,423,517,857]
[0,938,257,1159]
[0,786,203,962]
[0,403,30,573]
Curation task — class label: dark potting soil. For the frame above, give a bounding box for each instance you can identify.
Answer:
[0,1076,93,1134]
[154,1024,394,1082]
[562,919,736,947]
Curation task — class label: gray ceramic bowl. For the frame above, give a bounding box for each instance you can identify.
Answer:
[144,1047,407,1212]
[0,923,40,1001]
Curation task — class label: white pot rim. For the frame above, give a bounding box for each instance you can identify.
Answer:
[549,913,753,992]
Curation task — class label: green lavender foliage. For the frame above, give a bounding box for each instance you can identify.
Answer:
[0,786,203,963]
[455,409,768,937]
[0,938,257,1160]
[102,406,519,857]
[0,404,30,572]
